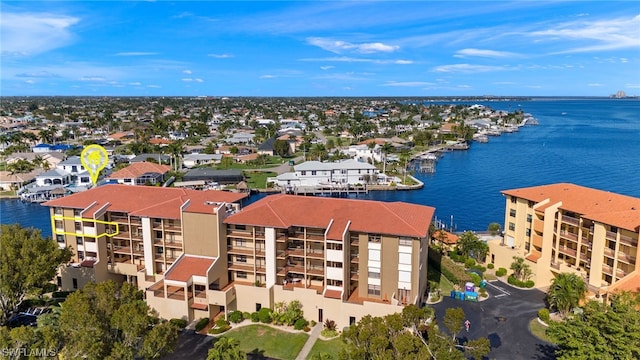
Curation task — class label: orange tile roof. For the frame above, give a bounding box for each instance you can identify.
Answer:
[324,289,342,299]
[224,194,434,238]
[149,138,173,145]
[107,162,171,180]
[609,272,640,293]
[43,184,247,219]
[432,230,458,245]
[165,255,215,282]
[502,183,640,231]
[525,251,542,263]
[191,303,208,310]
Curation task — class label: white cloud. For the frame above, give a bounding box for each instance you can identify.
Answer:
[195,78,204,83]
[260,75,276,79]
[128,82,142,86]
[307,37,399,54]
[320,66,334,70]
[382,81,434,87]
[79,76,106,81]
[300,56,412,65]
[208,53,233,58]
[433,64,513,73]
[454,48,520,58]
[147,85,161,88]
[15,71,60,78]
[393,60,414,65]
[1,12,79,56]
[114,52,158,56]
[182,78,204,82]
[24,79,35,84]
[183,70,193,74]
[587,83,603,87]
[530,14,640,54]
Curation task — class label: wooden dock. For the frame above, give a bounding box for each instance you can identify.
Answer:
[291,184,368,196]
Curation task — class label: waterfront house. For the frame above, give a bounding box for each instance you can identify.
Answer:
[488,183,640,300]
[182,154,222,169]
[106,161,171,186]
[272,159,385,189]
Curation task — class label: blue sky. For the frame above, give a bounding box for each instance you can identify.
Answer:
[2,1,639,97]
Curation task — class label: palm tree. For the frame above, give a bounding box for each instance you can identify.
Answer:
[380,142,394,175]
[510,256,531,281]
[547,273,587,317]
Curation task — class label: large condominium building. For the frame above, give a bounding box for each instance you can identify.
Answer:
[488,183,640,298]
[44,187,434,328]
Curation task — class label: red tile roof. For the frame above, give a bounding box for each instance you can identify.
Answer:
[224,194,434,238]
[432,230,458,245]
[43,184,247,219]
[610,272,640,293]
[165,255,216,282]
[324,289,342,299]
[107,162,171,180]
[190,303,208,310]
[502,183,640,231]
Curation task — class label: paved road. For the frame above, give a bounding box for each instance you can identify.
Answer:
[431,280,557,359]
[164,330,278,360]
[251,155,303,175]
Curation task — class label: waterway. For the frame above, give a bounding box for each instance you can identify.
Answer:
[1,98,638,236]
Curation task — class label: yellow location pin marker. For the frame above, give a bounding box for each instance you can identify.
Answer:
[80,144,109,186]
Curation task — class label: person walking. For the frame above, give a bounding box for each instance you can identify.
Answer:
[465,319,471,332]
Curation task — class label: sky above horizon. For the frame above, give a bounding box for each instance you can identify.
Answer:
[2,1,639,97]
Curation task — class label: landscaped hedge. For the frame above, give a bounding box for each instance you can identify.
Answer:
[258,307,273,323]
[538,308,550,323]
[195,318,210,332]
[294,318,309,330]
[169,318,188,329]
[495,268,507,277]
[487,263,495,269]
[429,248,472,285]
[448,251,466,263]
[229,310,244,323]
[507,275,535,288]
[209,324,231,334]
[250,312,260,322]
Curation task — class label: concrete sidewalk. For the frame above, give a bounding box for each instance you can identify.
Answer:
[295,323,322,360]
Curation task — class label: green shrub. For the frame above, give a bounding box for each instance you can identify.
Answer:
[294,318,309,330]
[479,288,488,298]
[250,312,260,322]
[471,264,486,273]
[525,280,535,288]
[42,283,58,294]
[448,251,466,263]
[195,318,210,332]
[51,291,74,299]
[464,258,476,268]
[432,253,473,285]
[303,326,311,332]
[209,325,231,334]
[216,318,230,328]
[228,310,243,324]
[496,268,507,277]
[507,276,535,288]
[538,308,550,323]
[321,329,339,338]
[169,318,188,329]
[258,307,273,323]
[487,263,494,269]
[243,312,251,320]
[469,272,482,287]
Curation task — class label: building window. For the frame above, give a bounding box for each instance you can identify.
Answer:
[311,170,317,175]
[78,252,84,260]
[368,234,381,243]
[76,237,83,245]
[54,208,63,215]
[367,284,381,296]
[349,316,356,325]
[75,222,82,232]
[509,209,516,217]
[327,279,343,287]
[56,276,62,287]
[341,169,347,174]
[301,171,306,176]
[327,261,342,268]
[72,278,78,289]
[234,239,246,247]
[399,238,412,246]
[509,222,515,231]
[236,255,247,263]
[527,214,532,223]
[156,247,163,254]
[56,235,65,243]
[510,197,517,204]
[525,228,531,237]
[73,209,82,217]
[525,242,530,251]
[327,243,342,251]
[235,225,246,231]
[236,271,247,279]
[368,271,381,279]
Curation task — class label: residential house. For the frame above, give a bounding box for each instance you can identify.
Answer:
[182,154,222,169]
[272,159,385,188]
[106,162,171,186]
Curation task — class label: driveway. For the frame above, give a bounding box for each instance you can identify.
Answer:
[164,330,278,360]
[431,280,557,359]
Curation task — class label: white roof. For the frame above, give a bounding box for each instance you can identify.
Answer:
[184,154,222,161]
[294,159,376,172]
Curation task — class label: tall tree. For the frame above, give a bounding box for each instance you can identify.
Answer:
[455,231,489,262]
[547,291,640,360]
[510,256,531,281]
[0,224,72,324]
[547,273,587,317]
[57,281,178,359]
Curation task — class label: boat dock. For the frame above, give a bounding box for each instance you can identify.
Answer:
[287,183,369,197]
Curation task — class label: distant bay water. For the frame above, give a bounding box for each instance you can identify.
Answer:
[1,98,638,236]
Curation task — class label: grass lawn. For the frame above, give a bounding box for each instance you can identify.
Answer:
[529,319,554,344]
[427,263,455,293]
[307,337,344,359]
[244,171,277,189]
[220,324,308,360]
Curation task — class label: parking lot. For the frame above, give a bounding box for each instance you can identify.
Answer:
[431,280,557,359]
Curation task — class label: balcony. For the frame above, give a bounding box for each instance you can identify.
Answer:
[228,263,254,272]
[306,232,325,242]
[286,248,305,257]
[110,216,129,224]
[532,233,543,248]
[350,255,359,263]
[558,246,577,258]
[619,234,638,247]
[615,268,627,278]
[350,238,359,246]
[602,264,613,275]
[276,250,286,259]
[603,247,615,258]
[306,249,324,258]
[227,230,254,239]
[112,245,131,254]
[617,252,636,264]
[561,215,579,226]
[276,234,287,243]
[112,231,131,239]
[550,261,560,270]
[227,246,254,255]
[533,220,544,233]
[581,237,592,247]
[208,282,237,306]
[306,266,324,276]
[255,231,265,239]
[165,240,183,249]
[559,230,578,242]
[606,231,617,241]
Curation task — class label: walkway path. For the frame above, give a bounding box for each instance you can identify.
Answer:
[295,323,322,360]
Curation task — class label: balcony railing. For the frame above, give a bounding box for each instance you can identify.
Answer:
[558,246,577,257]
[619,234,638,247]
[550,261,560,270]
[606,231,617,241]
[559,230,578,242]
[615,268,627,278]
[306,249,324,258]
[561,215,579,226]
[227,230,253,238]
[602,264,613,275]
[617,252,636,264]
[603,247,615,258]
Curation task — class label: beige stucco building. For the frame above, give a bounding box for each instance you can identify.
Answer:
[45,185,435,328]
[487,183,640,299]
